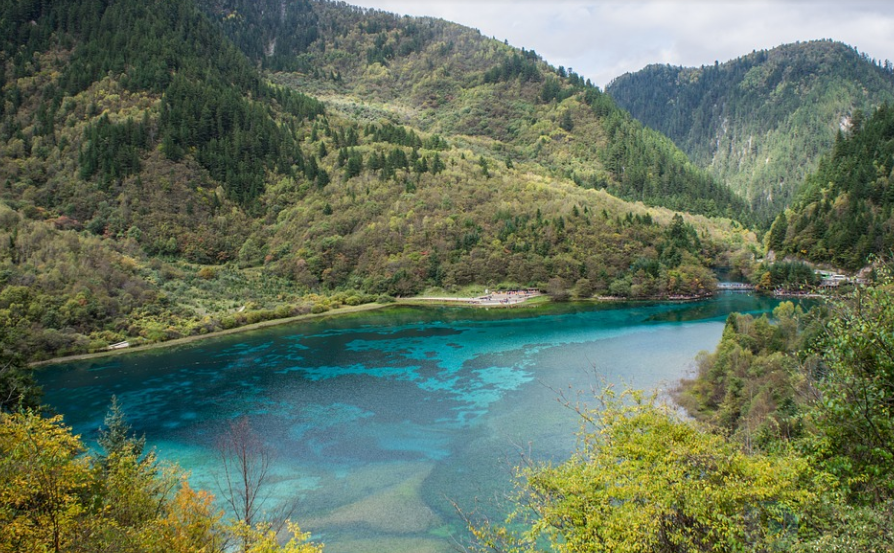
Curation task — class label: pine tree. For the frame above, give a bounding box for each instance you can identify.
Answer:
[97,395,146,460]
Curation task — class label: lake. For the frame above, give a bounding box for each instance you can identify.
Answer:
[38,293,793,553]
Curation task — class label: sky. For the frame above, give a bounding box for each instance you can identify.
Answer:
[347,1,894,88]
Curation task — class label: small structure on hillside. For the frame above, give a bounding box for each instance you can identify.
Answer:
[816,270,850,287]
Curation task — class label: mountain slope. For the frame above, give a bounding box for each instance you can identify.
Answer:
[199,0,748,220]
[606,40,894,222]
[0,0,757,361]
[770,102,894,270]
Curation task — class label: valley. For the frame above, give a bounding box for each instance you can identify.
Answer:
[2,1,894,552]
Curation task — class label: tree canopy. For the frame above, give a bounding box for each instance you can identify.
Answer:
[775,103,894,269]
[0,405,322,553]
[468,391,819,553]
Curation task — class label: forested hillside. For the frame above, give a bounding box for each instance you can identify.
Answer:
[0,0,756,362]
[769,102,894,270]
[199,0,746,219]
[607,40,894,223]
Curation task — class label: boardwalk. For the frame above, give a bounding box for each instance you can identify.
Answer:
[716,282,755,291]
[412,290,541,306]
[472,290,541,306]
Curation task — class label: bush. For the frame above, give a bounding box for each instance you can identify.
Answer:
[468,390,821,553]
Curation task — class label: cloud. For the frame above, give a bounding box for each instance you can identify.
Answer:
[348,1,894,87]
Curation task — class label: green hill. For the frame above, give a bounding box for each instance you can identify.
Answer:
[0,0,756,362]
[197,0,747,219]
[769,102,894,270]
[606,40,894,223]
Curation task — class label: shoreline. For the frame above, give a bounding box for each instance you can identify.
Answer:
[30,294,547,368]
[32,287,816,369]
[30,302,390,368]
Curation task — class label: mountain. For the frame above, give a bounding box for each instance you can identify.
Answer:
[606,40,894,223]
[197,0,747,219]
[0,0,756,362]
[769,102,894,270]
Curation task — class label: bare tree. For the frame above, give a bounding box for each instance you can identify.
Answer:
[214,416,301,553]
[214,417,272,529]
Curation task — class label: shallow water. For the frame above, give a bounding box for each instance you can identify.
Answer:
[38,294,792,552]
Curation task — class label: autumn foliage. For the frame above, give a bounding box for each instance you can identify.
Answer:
[0,411,322,553]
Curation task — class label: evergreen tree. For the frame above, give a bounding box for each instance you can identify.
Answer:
[97,395,146,461]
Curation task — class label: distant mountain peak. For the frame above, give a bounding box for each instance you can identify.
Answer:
[607,39,894,223]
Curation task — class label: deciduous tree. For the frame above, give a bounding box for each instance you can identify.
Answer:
[466,390,819,553]
[810,277,894,502]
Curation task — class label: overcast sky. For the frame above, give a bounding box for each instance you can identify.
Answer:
[347,1,894,88]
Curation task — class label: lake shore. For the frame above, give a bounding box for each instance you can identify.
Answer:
[34,287,790,369]
[30,293,550,368]
[30,302,390,368]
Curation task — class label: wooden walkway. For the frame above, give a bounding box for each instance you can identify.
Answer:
[412,290,541,306]
[716,282,755,291]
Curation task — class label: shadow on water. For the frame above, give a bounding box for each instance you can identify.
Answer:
[643,293,818,324]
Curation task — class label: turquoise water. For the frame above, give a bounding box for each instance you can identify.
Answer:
[38,294,791,553]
